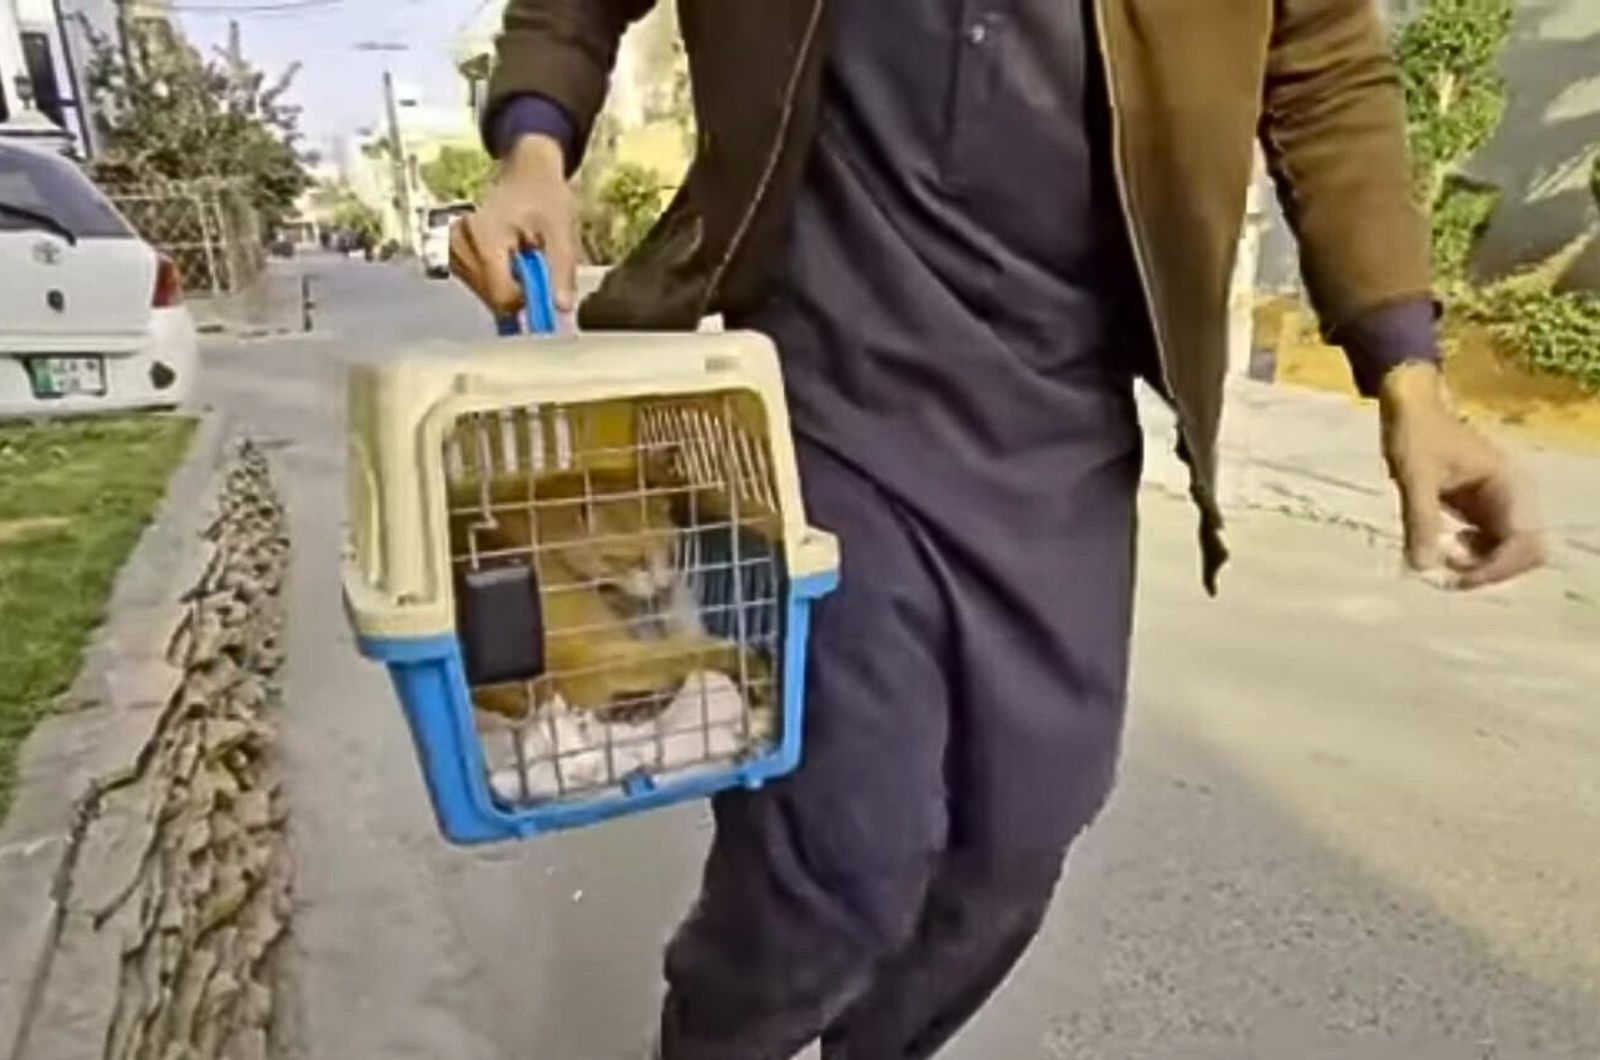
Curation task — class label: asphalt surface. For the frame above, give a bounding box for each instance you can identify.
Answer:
[199,255,1600,1060]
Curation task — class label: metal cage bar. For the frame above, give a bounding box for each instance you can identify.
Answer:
[448,393,786,807]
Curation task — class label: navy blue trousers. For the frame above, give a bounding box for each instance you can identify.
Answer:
[659,435,1140,1060]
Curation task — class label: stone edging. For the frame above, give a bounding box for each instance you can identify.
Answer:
[0,410,230,1059]
[0,421,294,1060]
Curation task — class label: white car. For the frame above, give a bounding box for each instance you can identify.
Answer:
[0,142,198,419]
[420,201,473,279]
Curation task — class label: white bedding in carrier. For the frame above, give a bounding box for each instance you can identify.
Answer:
[445,393,786,807]
[479,672,770,802]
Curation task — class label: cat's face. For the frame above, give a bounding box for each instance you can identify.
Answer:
[531,464,682,599]
[566,492,679,599]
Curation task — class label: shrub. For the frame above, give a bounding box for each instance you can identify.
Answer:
[579,162,669,266]
[1468,287,1600,393]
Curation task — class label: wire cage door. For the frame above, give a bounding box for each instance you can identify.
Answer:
[444,390,788,809]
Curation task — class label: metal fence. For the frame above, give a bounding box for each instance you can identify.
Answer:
[104,180,265,297]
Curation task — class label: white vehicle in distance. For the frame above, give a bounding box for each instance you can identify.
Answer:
[421,201,473,279]
[0,142,197,418]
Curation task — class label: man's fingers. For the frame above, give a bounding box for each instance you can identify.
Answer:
[538,217,580,313]
[456,217,523,316]
[1395,465,1445,571]
[1441,465,1544,589]
[1444,528,1491,573]
[1453,530,1545,590]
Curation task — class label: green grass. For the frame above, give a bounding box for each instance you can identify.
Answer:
[0,415,196,820]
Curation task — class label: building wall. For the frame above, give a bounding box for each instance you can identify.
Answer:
[55,0,118,154]
[0,0,95,153]
[0,0,25,122]
[1261,0,1600,295]
[342,97,481,248]
[1469,0,1600,289]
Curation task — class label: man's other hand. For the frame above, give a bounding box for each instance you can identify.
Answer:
[449,135,578,317]
[1380,362,1544,590]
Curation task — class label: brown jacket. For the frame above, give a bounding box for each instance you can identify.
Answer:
[485,0,1434,587]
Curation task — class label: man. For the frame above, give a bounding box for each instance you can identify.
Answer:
[452,1,1544,1056]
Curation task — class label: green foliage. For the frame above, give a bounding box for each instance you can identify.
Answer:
[1381,0,1600,394]
[361,135,396,161]
[1393,0,1514,283]
[644,36,696,155]
[1430,176,1501,282]
[1468,286,1600,393]
[420,146,495,205]
[84,23,309,231]
[311,183,382,242]
[579,161,669,265]
[0,416,195,819]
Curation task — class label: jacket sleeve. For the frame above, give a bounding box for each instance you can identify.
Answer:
[483,0,657,168]
[1259,0,1437,344]
[489,94,579,165]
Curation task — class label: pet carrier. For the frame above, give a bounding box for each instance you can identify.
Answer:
[341,252,840,844]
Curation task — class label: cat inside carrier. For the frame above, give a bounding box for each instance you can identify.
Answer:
[343,329,839,844]
[448,393,786,806]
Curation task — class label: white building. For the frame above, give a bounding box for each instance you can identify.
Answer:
[0,0,83,153]
[339,85,480,250]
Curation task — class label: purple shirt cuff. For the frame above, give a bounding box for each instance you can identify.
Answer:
[1336,298,1442,397]
[488,94,577,166]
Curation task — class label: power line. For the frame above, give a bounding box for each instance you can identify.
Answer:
[167,0,346,15]
[455,0,498,37]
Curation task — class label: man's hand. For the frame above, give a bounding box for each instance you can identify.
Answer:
[1380,362,1544,589]
[450,135,579,317]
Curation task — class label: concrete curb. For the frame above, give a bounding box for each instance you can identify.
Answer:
[0,408,234,1060]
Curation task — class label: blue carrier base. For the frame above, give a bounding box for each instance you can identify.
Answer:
[357,570,838,845]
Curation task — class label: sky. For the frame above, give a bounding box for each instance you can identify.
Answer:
[178,0,489,156]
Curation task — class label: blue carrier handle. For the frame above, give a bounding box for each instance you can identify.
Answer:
[494,248,560,336]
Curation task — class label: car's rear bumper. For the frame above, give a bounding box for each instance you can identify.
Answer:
[0,306,199,419]
[421,238,450,274]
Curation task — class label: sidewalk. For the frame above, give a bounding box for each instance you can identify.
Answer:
[1139,377,1600,597]
[189,260,308,339]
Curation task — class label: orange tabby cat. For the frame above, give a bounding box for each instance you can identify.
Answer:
[449,458,770,722]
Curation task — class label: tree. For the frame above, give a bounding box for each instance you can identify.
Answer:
[579,162,669,265]
[83,22,310,232]
[420,146,495,204]
[1591,150,1600,214]
[310,183,382,244]
[1391,3,1600,394]
[361,135,397,161]
[644,36,695,155]
[1393,0,1513,284]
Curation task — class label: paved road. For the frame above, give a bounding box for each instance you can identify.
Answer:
[200,256,1600,1060]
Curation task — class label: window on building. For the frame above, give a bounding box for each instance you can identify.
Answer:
[21,32,66,129]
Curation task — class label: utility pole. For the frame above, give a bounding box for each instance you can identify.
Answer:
[355,42,417,254]
[381,69,417,253]
[115,0,135,79]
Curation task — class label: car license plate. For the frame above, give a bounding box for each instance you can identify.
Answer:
[28,356,107,398]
